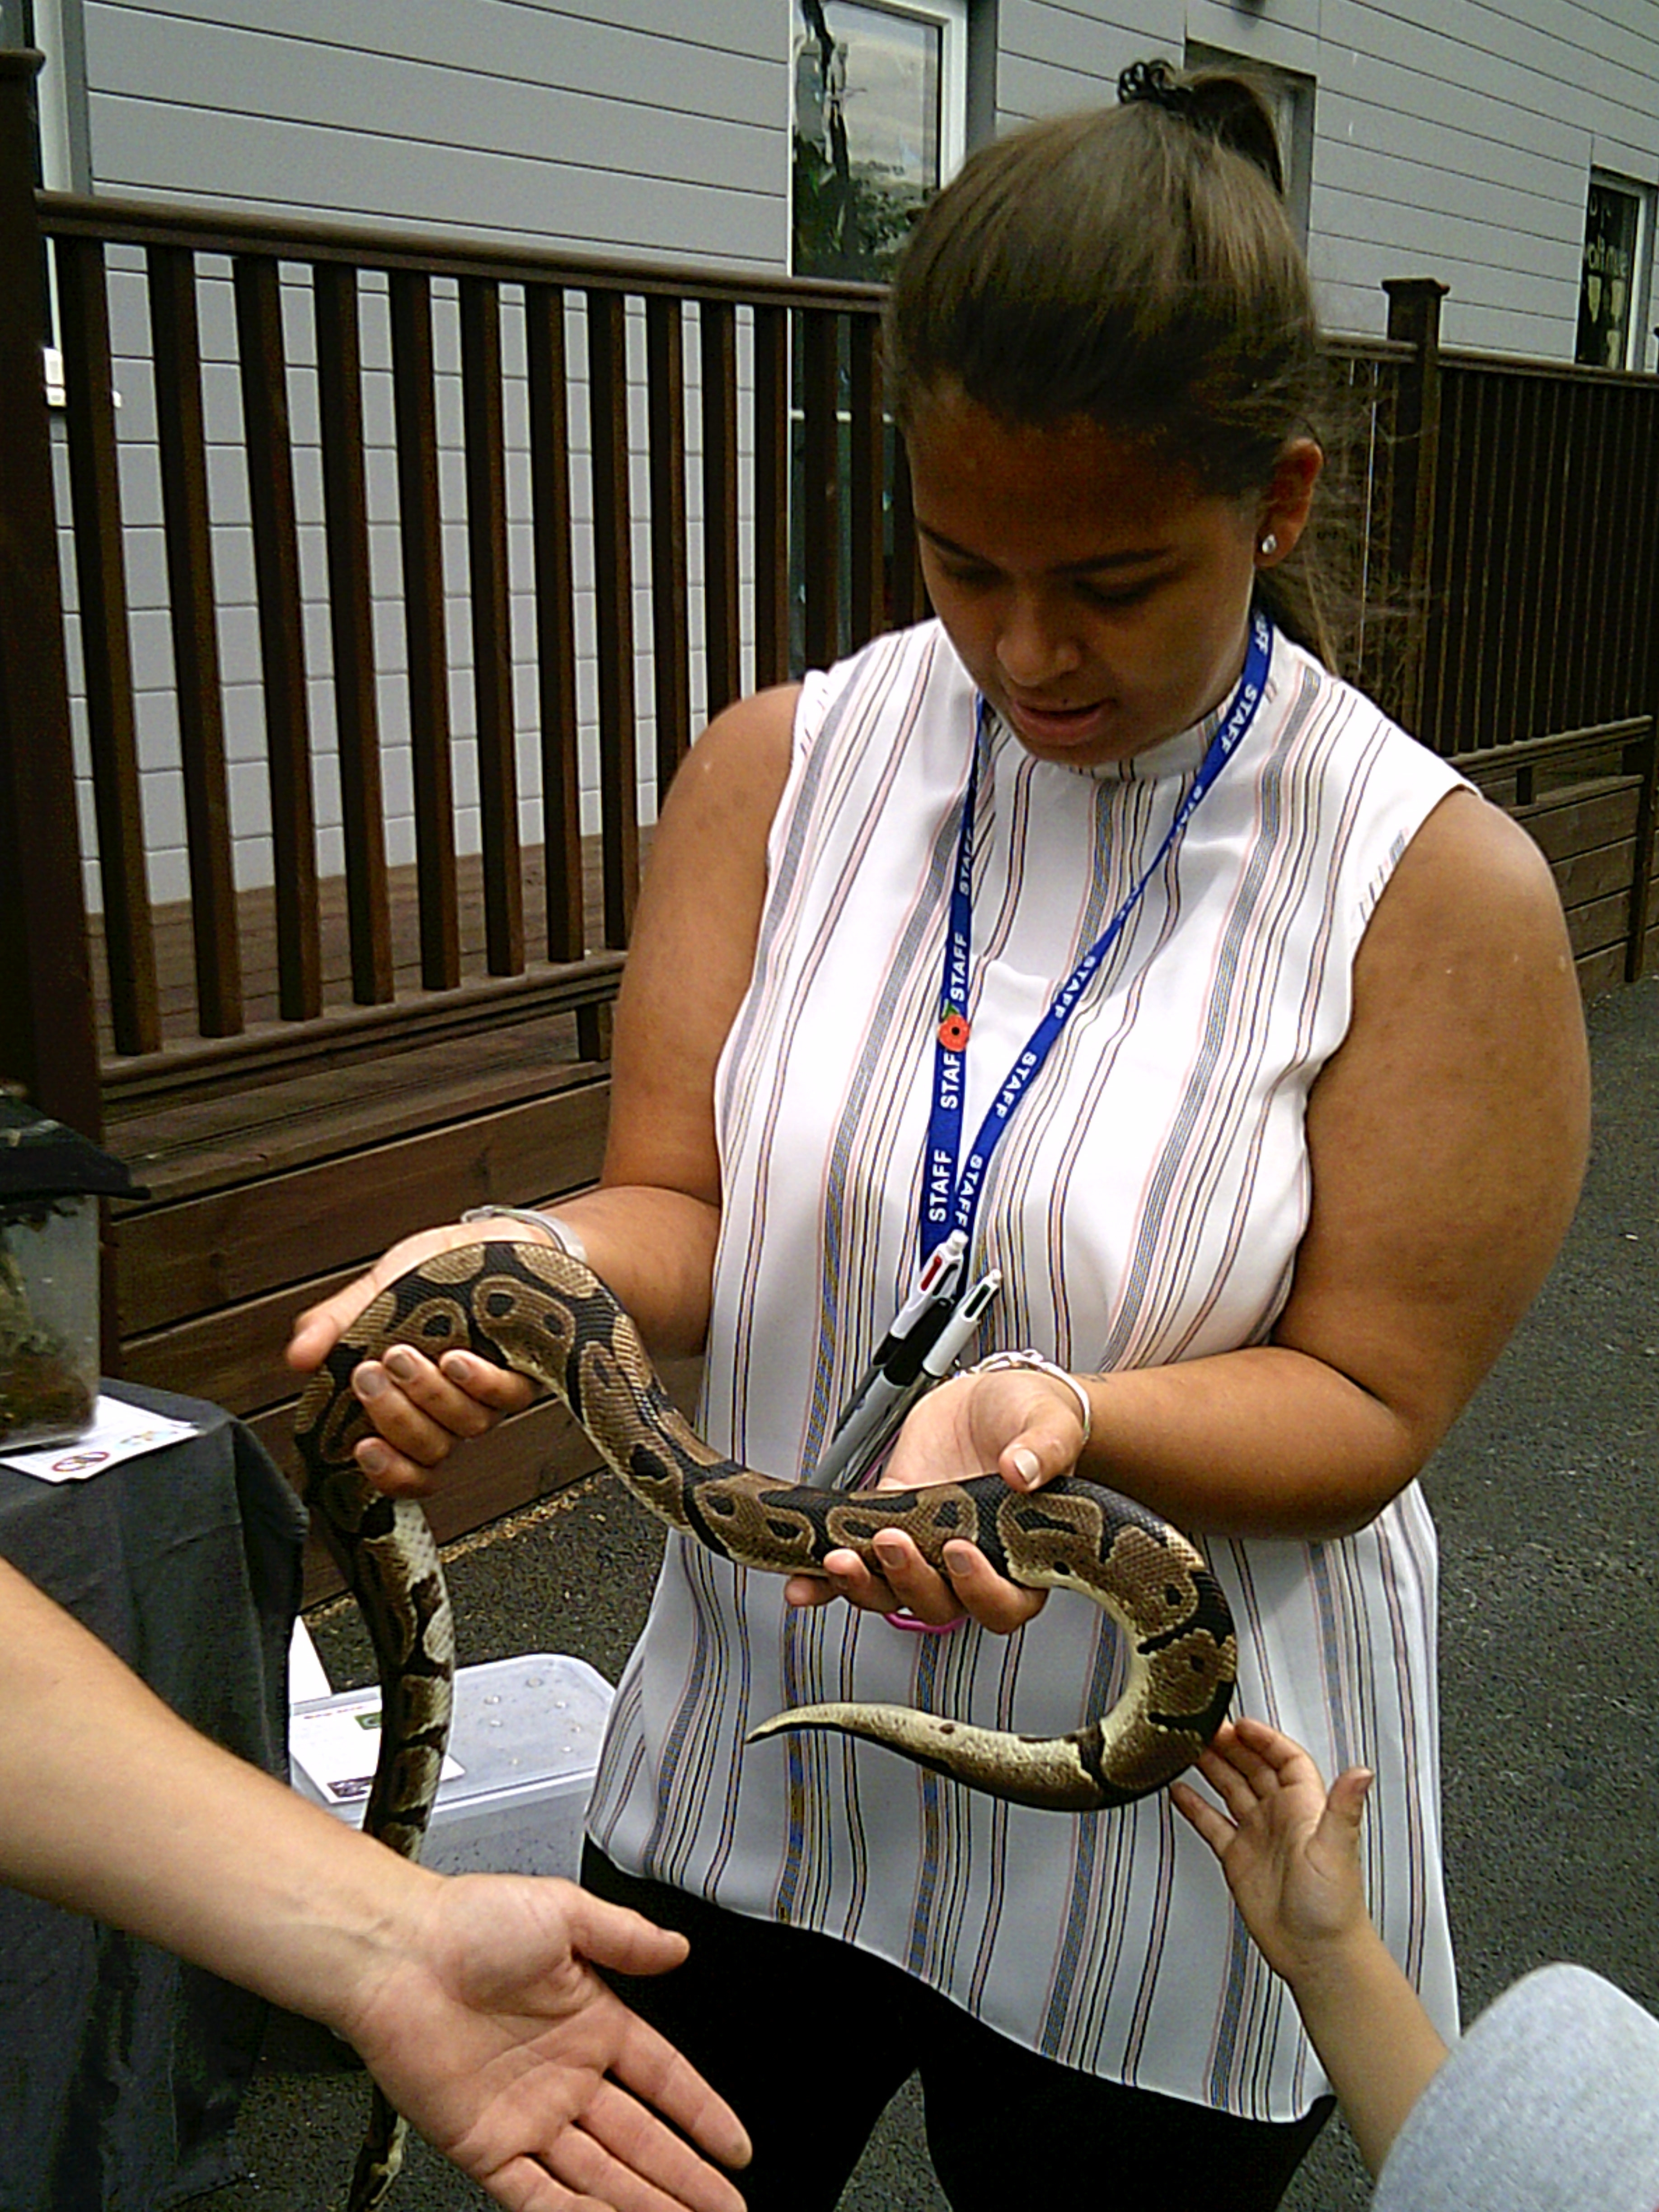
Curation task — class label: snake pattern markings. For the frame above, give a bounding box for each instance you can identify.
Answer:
[293,1236,1238,2208]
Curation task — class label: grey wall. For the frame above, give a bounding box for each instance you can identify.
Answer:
[70,4,1659,363]
[59,0,793,907]
[80,0,791,264]
[992,0,1659,364]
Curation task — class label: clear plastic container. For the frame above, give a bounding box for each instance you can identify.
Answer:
[0,1195,99,1448]
[289,1652,615,1879]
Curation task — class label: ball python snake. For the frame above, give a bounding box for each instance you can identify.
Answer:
[293,1234,1237,2208]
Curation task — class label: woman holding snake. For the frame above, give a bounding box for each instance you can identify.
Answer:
[289,61,1589,2212]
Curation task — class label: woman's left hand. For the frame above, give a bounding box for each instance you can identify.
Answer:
[783,1365,1089,1631]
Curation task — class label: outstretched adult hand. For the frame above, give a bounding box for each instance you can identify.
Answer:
[0,1554,750,2212]
[337,1870,752,2212]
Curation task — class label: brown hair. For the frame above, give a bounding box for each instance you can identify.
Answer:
[885,63,1351,667]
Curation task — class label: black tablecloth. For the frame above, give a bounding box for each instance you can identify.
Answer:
[0,1382,307,2212]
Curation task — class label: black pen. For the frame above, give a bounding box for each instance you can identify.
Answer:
[808,1233,968,1487]
[811,1265,1001,1492]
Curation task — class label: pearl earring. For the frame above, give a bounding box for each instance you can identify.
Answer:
[1259,532,1279,558]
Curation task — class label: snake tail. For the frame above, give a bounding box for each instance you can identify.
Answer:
[745,1496,1237,1807]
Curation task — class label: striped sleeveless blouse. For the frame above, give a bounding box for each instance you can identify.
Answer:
[586,618,1467,2120]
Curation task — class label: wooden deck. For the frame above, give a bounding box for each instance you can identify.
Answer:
[1453,720,1659,997]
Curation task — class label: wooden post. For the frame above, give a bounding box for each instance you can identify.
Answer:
[586,287,639,951]
[1625,722,1658,982]
[0,52,101,1138]
[1382,276,1449,739]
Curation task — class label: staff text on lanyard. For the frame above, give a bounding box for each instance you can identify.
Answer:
[921,608,1275,1265]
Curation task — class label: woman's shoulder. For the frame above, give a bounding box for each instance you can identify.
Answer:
[1272,632,1452,771]
[796,619,967,755]
[652,685,800,873]
[1269,637,1563,904]
[670,622,965,865]
[1265,631,1472,843]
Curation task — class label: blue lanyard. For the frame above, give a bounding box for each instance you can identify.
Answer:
[921,607,1274,1263]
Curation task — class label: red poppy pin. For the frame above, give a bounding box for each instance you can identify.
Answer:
[937,1007,971,1051]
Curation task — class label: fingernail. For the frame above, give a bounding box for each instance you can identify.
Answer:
[384,1346,418,1381]
[1010,1446,1041,1489]
[873,1534,904,1563]
[358,1440,389,1476]
[354,1365,387,1401]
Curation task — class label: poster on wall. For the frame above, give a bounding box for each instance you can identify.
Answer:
[1578,180,1642,369]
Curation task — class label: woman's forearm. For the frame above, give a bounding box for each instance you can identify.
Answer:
[542,1185,722,1359]
[1076,1342,1426,1540]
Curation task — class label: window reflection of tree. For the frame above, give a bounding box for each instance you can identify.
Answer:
[792,1,937,283]
[798,0,857,274]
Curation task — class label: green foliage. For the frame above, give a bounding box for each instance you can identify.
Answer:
[792,130,928,283]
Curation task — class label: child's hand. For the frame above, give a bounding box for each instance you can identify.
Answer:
[1171,1715,1373,1988]
[1173,1715,1451,2180]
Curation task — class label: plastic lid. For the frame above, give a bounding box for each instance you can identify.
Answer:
[440,1653,615,1802]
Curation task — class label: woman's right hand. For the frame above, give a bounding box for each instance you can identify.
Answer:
[285,1223,542,1496]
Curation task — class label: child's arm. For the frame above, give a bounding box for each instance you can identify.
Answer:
[1171,1715,1450,2176]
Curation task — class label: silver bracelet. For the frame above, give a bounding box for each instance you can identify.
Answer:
[459,1205,588,1263]
[970,1350,1093,1446]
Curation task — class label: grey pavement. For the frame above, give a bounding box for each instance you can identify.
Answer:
[198,975,1659,2212]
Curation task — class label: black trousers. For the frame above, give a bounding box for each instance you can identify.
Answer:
[582,1844,1331,2212]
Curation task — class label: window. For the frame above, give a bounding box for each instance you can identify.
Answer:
[791,0,968,281]
[1578,174,1651,371]
[2,0,77,402]
[0,0,73,189]
[1185,43,1315,253]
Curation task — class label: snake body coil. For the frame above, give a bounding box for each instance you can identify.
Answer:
[294,1237,1237,2206]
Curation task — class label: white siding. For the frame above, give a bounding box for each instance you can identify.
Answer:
[68,0,791,907]
[984,2,1659,360]
[63,2,1659,360]
[82,0,789,262]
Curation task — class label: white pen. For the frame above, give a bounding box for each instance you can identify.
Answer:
[821,1267,1002,1494]
[820,1231,970,1457]
[916,1267,1002,1381]
[883,1231,969,1351]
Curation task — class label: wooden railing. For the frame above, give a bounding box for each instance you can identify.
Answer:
[37,199,916,1075]
[0,51,935,1122]
[1392,280,1659,984]
[1420,346,1659,758]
